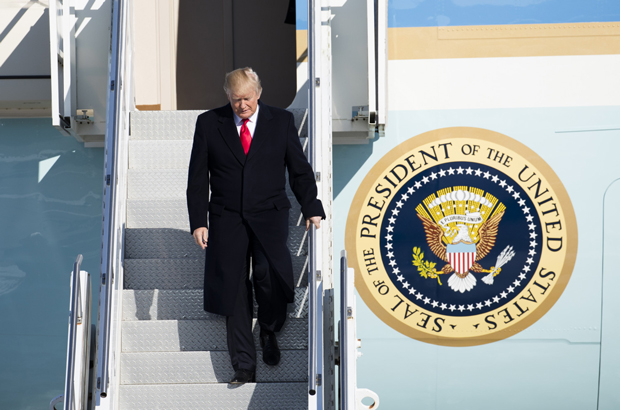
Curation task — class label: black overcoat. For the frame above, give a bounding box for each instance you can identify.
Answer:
[186,102,325,316]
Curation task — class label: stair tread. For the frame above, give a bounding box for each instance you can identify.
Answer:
[122,288,309,321]
[119,382,307,410]
[124,226,308,259]
[121,108,312,409]
[126,198,303,229]
[121,350,307,384]
[122,318,307,352]
[124,257,308,290]
[130,109,308,140]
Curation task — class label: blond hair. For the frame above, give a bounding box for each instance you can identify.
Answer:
[223,67,262,97]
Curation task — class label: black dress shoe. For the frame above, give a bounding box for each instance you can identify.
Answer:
[260,330,281,366]
[229,369,255,384]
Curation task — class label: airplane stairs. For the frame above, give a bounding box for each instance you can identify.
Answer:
[117,109,312,409]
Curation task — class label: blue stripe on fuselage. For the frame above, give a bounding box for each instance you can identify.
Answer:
[388,0,620,28]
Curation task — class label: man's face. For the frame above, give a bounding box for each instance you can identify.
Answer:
[228,88,260,120]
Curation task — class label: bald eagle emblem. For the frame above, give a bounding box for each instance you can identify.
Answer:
[414,188,515,293]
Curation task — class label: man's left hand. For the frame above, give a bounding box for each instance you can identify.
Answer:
[306,216,322,231]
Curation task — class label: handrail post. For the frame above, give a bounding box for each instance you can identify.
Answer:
[64,254,83,410]
[308,225,318,396]
[307,0,319,398]
[98,0,124,398]
[339,251,380,410]
[339,250,349,410]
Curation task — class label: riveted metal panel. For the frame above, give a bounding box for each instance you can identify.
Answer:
[124,258,204,290]
[120,350,307,384]
[119,383,308,410]
[127,199,189,229]
[121,318,308,353]
[128,169,188,199]
[129,140,193,169]
[130,110,202,140]
[125,228,197,259]
[123,288,308,321]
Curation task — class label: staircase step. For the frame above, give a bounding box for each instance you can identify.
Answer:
[125,226,308,259]
[128,169,187,199]
[122,288,308,321]
[121,350,307,384]
[125,228,199,259]
[128,138,306,171]
[124,256,308,290]
[122,319,308,352]
[127,199,303,229]
[129,140,193,170]
[127,169,308,205]
[130,109,308,140]
[124,258,204,290]
[119,383,307,410]
[127,199,190,230]
[130,110,203,140]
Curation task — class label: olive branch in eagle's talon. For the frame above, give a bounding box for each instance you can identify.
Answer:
[412,246,443,286]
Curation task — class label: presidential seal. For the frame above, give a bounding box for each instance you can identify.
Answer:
[345,127,577,346]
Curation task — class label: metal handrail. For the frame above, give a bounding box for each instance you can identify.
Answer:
[308,226,318,395]
[99,0,125,398]
[339,250,349,409]
[64,254,84,410]
[307,0,318,396]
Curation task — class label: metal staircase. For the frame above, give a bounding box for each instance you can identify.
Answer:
[93,1,339,408]
[114,109,313,409]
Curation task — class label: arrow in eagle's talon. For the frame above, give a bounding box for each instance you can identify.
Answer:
[481,272,494,285]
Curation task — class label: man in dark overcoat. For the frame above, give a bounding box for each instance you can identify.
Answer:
[186,67,325,384]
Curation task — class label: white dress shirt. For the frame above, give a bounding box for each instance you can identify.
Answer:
[233,105,260,139]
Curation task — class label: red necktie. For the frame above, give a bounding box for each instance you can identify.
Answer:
[240,119,251,155]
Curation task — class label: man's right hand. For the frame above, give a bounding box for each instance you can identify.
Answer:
[193,227,208,249]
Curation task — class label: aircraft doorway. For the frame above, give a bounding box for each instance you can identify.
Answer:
[134,0,298,111]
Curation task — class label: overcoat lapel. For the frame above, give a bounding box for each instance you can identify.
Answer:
[217,105,246,165]
[246,101,273,162]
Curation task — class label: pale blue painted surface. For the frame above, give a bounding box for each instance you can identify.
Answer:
[0,119,103,410]
[334,106,620,409]
[598,179,620,409]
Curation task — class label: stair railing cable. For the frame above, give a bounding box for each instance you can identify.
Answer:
[98,0,127,399]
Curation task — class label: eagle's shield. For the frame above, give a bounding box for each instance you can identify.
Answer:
[447,243,477,274]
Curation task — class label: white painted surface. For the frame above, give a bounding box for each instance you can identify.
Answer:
[133,0,179,110]
[0,2,47,69]
[388,55,620,111]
